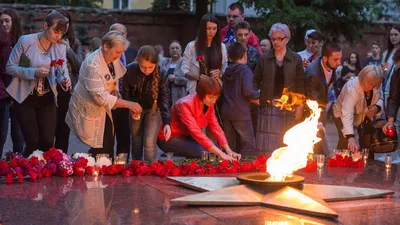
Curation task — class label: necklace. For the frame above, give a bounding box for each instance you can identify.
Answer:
[38,33,51,55]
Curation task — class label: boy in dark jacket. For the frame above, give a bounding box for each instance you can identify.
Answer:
[222,42,260,156]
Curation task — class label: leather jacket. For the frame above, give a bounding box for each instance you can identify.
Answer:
[122,62,171,125]
[387,67,400,118]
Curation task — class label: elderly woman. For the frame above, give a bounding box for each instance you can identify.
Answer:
[253,22,305,153]
[160,40,187,104]
[333,65,383,152]
[157,76,239,161]
[66,31,142,158]
[6,10,71,157]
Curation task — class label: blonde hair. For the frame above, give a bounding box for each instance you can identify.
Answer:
[101,31,130,51]
[358,65,383,87]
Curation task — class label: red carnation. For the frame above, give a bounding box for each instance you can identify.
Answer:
[85,166,94,175]
[50,60,57,67]
[10,158,19,168]
[29,171,37,182]
[17,172,23,183]
[74,168,85,177]
[57,58,65,66]
[18,158,29,167]
[122,169,132,177]
[196,54,205,62]
[42,168,52,177]
[29,156,39,166]
[5,174,14,184]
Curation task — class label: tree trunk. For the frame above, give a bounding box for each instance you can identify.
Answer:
[196,0,209,25]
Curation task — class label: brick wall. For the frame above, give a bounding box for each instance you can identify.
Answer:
[1,4,393,61]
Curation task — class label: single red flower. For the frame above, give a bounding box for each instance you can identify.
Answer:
[18,158,29,167]
[122,169,132,177]
[56,58,65,66]
[29,156,39,166]
[17,172,23,183]
[85,166,94,175]
[29,171,37,182]
[9,158,19,168]
[42,168,52,177]
[50,60,57,67]
[5,173,14,184]
[196,54,205,62]
[74,168,85,177]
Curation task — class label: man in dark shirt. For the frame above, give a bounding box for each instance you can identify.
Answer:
[306,42,342,154]
[234,21,260,72]
[362,41,382,68]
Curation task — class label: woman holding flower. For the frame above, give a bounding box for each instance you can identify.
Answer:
[181,13,228,94]
[6,10,71,157]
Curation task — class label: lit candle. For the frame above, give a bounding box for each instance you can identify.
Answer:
[93,170,99,177]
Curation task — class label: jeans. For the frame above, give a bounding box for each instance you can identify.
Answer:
[223,119,255,156]
[112,107,130,156]
[131,109,161,161]
[0,100,25,158]
[54,86,71,153]
[158,136,205,158]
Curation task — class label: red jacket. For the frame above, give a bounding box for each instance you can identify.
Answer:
[158,93,228,150]
[220,25,262,55]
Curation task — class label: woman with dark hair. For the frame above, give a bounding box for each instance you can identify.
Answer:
[122,45,171,161]
[335,52,361,97]
[382,25,400,112]
[181,13,228,94]
[6,10,71,157]
[158,75,239,161]
[0,8,22,46]
[0,8,24,157]
[54,11,83,153]
[0,26,12,158]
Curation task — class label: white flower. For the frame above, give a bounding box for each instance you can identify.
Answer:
[28,150,45,161]
[73,153,95,167]
[96,157,112,167]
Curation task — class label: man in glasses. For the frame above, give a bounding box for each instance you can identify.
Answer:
[220,2,262,54]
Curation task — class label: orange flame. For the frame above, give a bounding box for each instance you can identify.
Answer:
[266,100,322,182]
[269,88,306,111]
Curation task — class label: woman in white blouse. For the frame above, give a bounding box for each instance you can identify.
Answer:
[6,10,71,157]
[66,31,142,159]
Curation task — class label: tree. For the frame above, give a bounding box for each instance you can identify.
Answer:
[239,0,387,50]
[1,0,103,8]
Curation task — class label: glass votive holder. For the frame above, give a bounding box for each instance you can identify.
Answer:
[333,149,341,158]
[342,149,350,158]
[118,153,128,163]
[166,152,174,160]
[201,151,208,160]
[208,152,216,162]
[351,150,362,162]
[362,148,369,160]
[385,155,392,169]
[315,154,325,169]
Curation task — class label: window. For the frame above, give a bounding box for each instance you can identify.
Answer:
[113,0,130,9]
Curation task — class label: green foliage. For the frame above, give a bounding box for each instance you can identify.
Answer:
[152,0,192,11]
[239,0,387,50]
[1,0,103,8]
